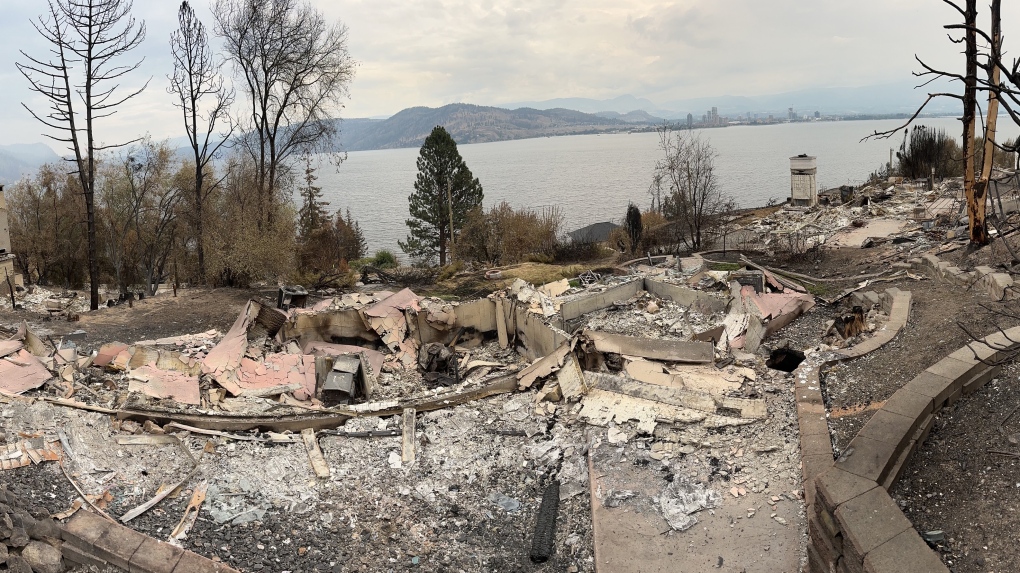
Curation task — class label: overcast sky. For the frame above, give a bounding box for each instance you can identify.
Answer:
[0,0,1014,149]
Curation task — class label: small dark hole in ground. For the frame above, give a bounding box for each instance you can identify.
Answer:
[766,348,805,372]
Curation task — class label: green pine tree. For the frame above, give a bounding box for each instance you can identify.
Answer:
[297,154,329,238]
[399,126,483,265]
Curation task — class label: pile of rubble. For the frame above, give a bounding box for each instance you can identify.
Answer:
[0,485,65,573]
[0,260,850,570]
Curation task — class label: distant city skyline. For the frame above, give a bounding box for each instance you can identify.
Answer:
[0,0,1015,148]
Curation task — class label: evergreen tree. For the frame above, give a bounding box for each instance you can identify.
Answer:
[297,154,329,238]
[399,126,483,265]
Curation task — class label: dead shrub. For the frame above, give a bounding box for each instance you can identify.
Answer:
[459,202,561,266]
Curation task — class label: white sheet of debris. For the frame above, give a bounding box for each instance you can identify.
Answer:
[657,478,721,531]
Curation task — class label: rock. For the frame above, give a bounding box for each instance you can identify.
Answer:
[0,511,13,537]
[22,541,64,573]
[6,555,33,573]
[27,517,61,541]
[646,301,659,314]
[0,542,8,564]
[9,525,30,547]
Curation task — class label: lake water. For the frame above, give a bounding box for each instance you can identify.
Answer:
[314,117,1019,256]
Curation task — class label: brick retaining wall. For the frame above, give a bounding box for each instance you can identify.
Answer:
[798,297,1020,573]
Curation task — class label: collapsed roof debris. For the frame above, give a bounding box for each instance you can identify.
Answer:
[0,251,886,572]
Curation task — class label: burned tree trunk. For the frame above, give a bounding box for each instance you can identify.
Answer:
[974,0,1002,244]
[961,0,986,244]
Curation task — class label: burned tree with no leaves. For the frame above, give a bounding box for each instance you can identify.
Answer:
[655,124,733,253]
[213,0,355,226]
[17,0,148,310]
[865,0,1020,247]
[169,0,234,282]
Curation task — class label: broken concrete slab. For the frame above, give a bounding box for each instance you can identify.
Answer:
[583,330,714,363]
[518,341,572,390]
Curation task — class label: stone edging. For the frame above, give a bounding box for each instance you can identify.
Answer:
[913,253,1017,301]
[61,510,238,573]
[802,319,1020,573]
[795,287,914,498]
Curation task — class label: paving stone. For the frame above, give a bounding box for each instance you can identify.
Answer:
[863,529,949,573]
[984,272,1013,300]
[61,543,109,569]
[926,355,981,385]
[801,431,835,457]
[802,453,834,484]
[834,435,898,483]
[973,265,995,278]
[815,467,879,512]
[129,537,185,573]
[950,341,1002,364]
[881,389,933,422]
[962,365,1000,395]
[834,488,912,569]
[92,523,146,571]
[62,511,112,552]
[856,409,918,461]
[901,371,957,408]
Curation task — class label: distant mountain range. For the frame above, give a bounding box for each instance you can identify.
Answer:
[500,80,962,119]
[0,143,61,186]
[334,103,644,151]
[0,81,967,166]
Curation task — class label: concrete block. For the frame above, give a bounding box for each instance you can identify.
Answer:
[852,291,881,308]
[61,543,109,569]
[962,365,1000,395]
[880,436,916,490]
[881,389,933,422]
[984,272,1013,300]
[901,371,957,408]
[802,431,835,457]
[973,265,995,278]
[815,468,878,513]
[61,511,112,553]
[916,412,936,446]
[863,529,949,573]
[807,544,830,573]
[856,409,920,460]
[921,254,940,269]
[129,537,185,573]
[803,453,835,484]
[809,513,843,564]
[834,434,899,483]
[835,488,913,569]
[925,356,982,388]
[798,402,831,437]
[92,523,146,571]
[950,340,1003,364]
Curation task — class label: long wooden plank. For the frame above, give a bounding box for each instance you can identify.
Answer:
[117,374,520,432]
[401,408,416,465]
[301,429,331,479]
